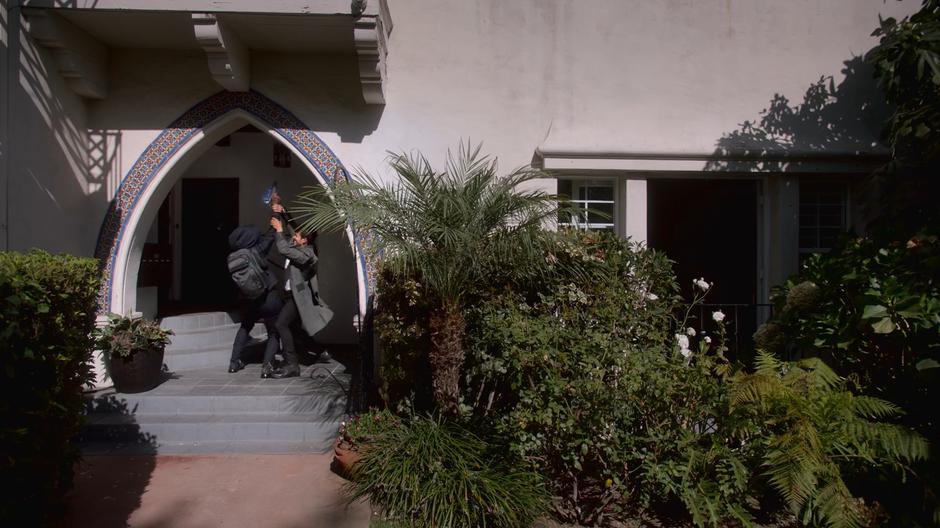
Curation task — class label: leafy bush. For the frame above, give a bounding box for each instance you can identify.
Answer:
[758,234,939,394]
[463,231,751,525]
[0,250,100,526]
[756,232,940,525]
[373,269,435,409]
[347,412,548,528]
[374,230,931,526]
[729,353,928,528]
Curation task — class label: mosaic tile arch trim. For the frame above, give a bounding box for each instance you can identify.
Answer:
[94,90,373,312]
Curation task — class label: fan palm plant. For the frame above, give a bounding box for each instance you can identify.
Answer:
[292,143,560,415]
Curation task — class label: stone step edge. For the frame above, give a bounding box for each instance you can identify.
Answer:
[164,340,268,355]
[78,439,337,455]
[86,412,348,425]
[164,322,266,337]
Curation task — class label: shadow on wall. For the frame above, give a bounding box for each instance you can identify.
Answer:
[10,7,118,254]
[88,51,384,144]
[705,56,889,174]
[56,394,157,528]
[12,13,383,255]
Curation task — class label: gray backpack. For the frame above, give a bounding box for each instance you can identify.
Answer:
[227,248,268,299]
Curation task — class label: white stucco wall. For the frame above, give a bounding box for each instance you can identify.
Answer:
[0,0,923,309]
[3,4,105,254]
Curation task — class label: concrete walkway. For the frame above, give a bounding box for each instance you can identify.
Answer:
[57,453,372,528]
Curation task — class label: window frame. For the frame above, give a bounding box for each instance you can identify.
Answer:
[797,179,850,261]
[557,178,618,231]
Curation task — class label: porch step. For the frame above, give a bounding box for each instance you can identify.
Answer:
[161,311,267,352]
[80,362,350,454]
[81,413,343,449]
[160,311,268,371]
[163,343,244,371]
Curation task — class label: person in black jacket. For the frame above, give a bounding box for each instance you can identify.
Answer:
[227,225,284,377]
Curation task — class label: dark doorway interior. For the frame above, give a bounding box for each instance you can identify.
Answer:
[647,179,759,359]
[180,178,240,311]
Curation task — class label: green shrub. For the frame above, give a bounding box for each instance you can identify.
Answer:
[0,250,100,526]
[347,412,548,528]
[94,313,173,360]
[728,353,928,528]
[759,234,939,395]
[464,231,753,525]
[374,268,434,409]
[757,233,940,525]
[375,230,931,526]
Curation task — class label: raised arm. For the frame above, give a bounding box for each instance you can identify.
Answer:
[270,217,317,266]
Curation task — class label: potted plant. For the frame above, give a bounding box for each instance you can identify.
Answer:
[333,410,400,479]
[94,313,173,393]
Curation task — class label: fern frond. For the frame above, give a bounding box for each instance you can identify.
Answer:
[849,395,902,420]
[804,477,865,528]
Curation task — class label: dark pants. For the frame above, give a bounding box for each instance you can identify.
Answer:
[231,288,283,365]
[275,296,300,358]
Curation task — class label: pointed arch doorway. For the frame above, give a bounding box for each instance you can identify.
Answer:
[95,90,372,340]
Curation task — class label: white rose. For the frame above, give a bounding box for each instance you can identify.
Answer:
[646,292,659,301]
[704,336,712,344]
[712,310,726,323]
[675,334,690,350]
[686,327,696,336]
[680,347,692,359]
[694,278,711,292]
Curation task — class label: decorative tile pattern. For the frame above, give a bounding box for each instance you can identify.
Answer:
[94,90,372,312]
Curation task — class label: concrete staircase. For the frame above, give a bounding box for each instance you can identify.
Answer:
[160,312,266,371]
[81,312,352,455]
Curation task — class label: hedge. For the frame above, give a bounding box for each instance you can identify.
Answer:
[0,250,100,526]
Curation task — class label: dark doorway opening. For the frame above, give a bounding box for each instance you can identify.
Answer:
[647,179,759,359]
[179,178,240,312]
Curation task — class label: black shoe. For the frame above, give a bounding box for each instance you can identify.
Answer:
[260,362,274,379]
[228,359,245,373]
[317,351,332,363]
[271,365,300,379]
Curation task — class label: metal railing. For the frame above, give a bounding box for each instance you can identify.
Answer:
[689,303,774,360]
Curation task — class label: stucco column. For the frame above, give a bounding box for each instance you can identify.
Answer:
[621,177,647,243]
[766,175,799,289]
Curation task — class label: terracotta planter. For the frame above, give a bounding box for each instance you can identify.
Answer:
[110,347,165,394]
[333,437,368,479]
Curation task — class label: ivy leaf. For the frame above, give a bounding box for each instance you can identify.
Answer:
[872,317,896,334]
[862,305,888,319]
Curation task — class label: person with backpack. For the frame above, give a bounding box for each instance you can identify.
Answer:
[269,204,333,379]
[226,224,283,377]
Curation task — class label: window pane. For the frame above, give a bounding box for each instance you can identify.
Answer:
[799,181,847,253]
[587,203,614,223]
[586,186,614,201]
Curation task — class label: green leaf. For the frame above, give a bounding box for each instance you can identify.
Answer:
[871,317,896,334]
[915,123,931,138]
[36,303,49,314]
[861,305,888,319]
[916,359,940,371]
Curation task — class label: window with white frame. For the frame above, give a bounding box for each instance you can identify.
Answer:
[798,180,848,264]
[558,179,616,230]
